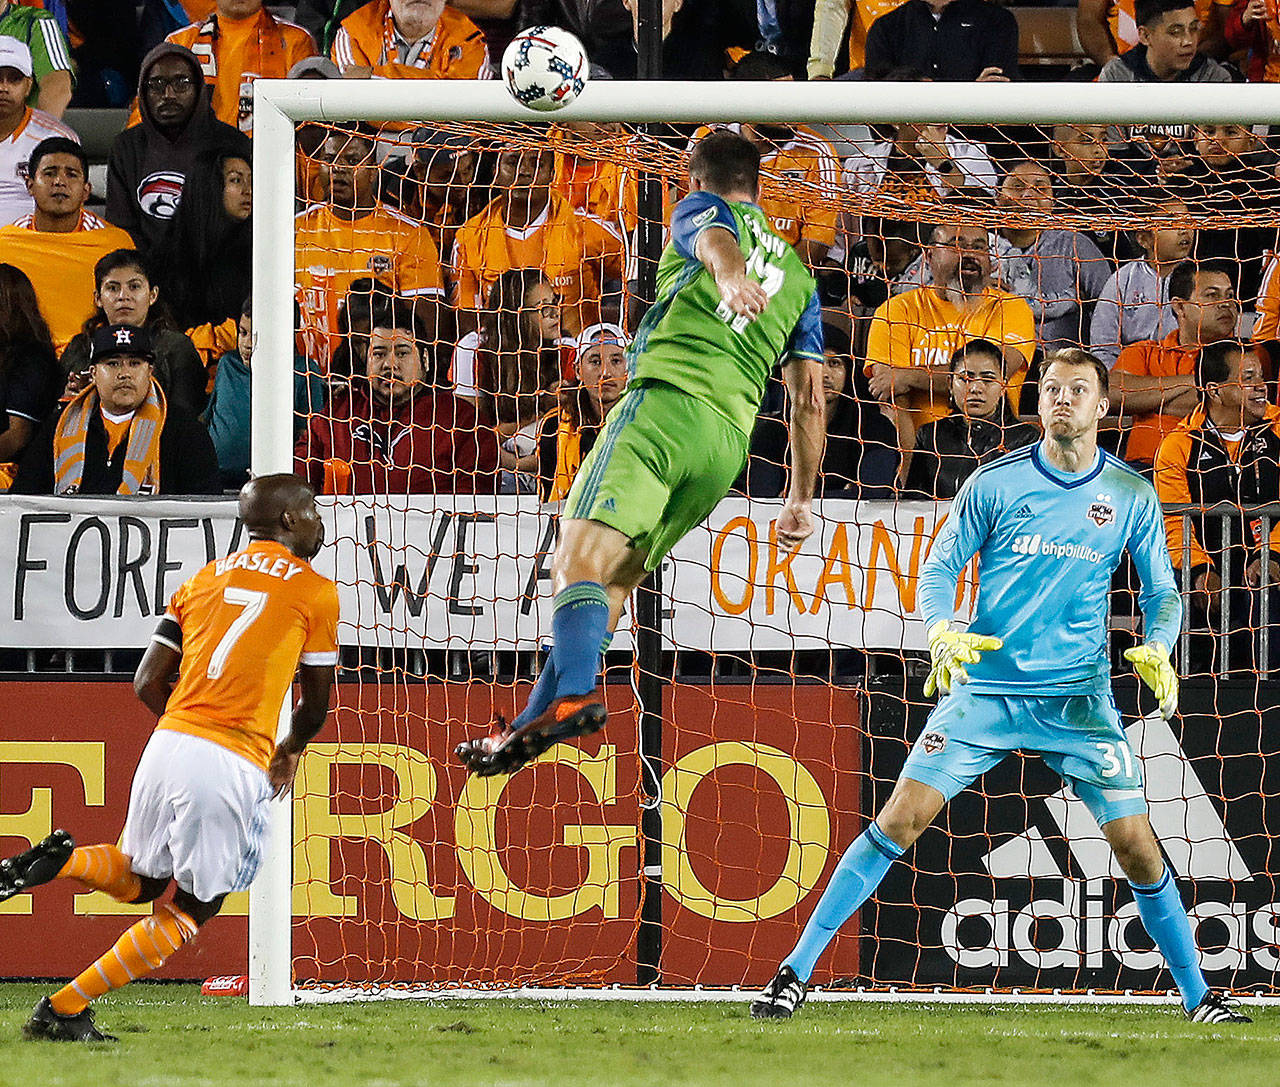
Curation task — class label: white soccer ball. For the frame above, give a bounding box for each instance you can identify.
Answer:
[501,26,589,112]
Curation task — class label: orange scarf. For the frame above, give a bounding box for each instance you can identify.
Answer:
[53,380,167,495]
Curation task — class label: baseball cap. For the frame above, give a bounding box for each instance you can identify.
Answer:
[0,37,33,79]
[91,324,156,363]
[410,126,472,161]
[288,56,340,80]
[575,322,630,357]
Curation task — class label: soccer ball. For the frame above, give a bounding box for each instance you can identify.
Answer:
[501,26,589,112]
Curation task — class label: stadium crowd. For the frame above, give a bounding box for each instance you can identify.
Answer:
[0,0,1276,663]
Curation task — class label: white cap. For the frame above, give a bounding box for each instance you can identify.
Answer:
[0,37,33,78]
[575,322,630,357]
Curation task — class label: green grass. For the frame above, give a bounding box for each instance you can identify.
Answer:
[0,983,1276,1087]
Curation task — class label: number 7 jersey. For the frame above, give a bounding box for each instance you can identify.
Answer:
[628,191,823,438]
[152,539,340,771]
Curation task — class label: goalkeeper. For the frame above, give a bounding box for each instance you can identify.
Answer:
[456,130,826,777]
[753,348,1250,1026]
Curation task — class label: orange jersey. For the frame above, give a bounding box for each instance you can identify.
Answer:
[1106,0,1217,49]
[552,138,637,239]
[865,286,1036,429]
[166,10,316,135]
[1112,331,1198,466]
[332,0,491,79]
[156,539,339,772]
[0,210,135,352]
[451,191,625,337]
[1254,249,1280,341]
[849,0,908,71]
[295,201,444,369]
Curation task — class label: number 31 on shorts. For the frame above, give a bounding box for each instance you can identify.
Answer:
[1095,739,1136,779]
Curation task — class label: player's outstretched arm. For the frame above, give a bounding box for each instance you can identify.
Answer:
[695,227,769,320]
[133,640,181,718]
[268,663,336,798]
[777,355,826,550]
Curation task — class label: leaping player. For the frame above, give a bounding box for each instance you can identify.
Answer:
[0,475,339,1041]
[456,130,827,777]
[751,349,1251,1025]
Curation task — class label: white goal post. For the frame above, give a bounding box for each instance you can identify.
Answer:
[248,77,1280,1007]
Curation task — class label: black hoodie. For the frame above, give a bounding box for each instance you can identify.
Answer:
[105,43,250,258]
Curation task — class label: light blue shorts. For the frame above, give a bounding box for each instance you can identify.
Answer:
[900,687,1147,827]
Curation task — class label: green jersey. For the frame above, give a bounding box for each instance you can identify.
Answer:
[0,3,73,106]
[628,192,823,437]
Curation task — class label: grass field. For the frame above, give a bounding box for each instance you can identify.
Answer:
[0,983,1276,1087]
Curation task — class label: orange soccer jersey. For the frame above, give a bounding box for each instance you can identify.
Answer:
[331,0,491,79]
[166,9,316,134]
[295,201,445,368]
[865,285,1036,429]
[156,539,340,772]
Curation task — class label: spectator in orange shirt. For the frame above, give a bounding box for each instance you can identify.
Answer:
[294,124,445,372]
[389,126,483,264]
[451,144,625,338]
[865,220,1036,461]
[159,1,317,136]
[0,137,135,352]
[332,0,492,80]
[1113,259,1240,467]
[551,121,638,246]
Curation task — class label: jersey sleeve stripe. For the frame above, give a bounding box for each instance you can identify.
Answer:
[39,20,73,69]
[300,650,339,666]
[150,632,182,652]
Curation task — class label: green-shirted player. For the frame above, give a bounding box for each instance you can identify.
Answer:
[456,130,827,777]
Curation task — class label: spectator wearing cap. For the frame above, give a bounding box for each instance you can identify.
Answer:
[396,126,481,261]
[151,1,317,137]
[58,248,208,414]
[11,322,221,495]
[105,43,251,257]
[537,321,629,502]
[1089,197,1193,365]
[0,0,72,118]
[332,0,493,80]
[993,160,1111,354]
[0,36,76,226]
[1113,259,1242,466]
[295,124,445,372]
[0,137,134,353]
[863,0,1020,82]
[452,144,625,339]
[1099,0,1232,82]
[288,55,342,207]
[294,297,498,494]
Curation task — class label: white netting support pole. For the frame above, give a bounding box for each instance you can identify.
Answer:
[247,87,297,1008]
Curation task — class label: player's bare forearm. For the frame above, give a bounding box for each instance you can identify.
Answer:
[269,665,335,797]
[696,227,768,318]
[133,641,180,718]
[777,357,826,550]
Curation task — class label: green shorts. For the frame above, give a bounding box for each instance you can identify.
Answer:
[564,380,750,570]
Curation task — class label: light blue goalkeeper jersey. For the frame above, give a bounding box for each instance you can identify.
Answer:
[918,442,1182,696]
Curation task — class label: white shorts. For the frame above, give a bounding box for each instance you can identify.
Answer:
[121,729,272,903]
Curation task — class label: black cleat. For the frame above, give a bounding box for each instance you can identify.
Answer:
[1188,991,1252,1024]
[0,830,74,902]
[23,997,116,1042]
[750,965,807,1019]
[455,697,607,777]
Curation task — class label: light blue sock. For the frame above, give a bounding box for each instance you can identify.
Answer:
[550,582,611,698]
[1130,867,1209,1011]
[784,822,904,983]
[512,632,612,731]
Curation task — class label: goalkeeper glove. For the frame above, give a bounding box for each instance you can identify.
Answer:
[1123,641,1178,719]
[923,620,1003,698]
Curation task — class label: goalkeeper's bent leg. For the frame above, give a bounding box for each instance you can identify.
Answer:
[784,823,904,982]
[1130,867,1210,1012]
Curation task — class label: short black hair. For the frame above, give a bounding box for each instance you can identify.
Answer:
[821,321,852,358]
[27,136,88,181]
[1043,347,1110,396]
[240,295,252,320]
[688,131,760,199]
[1136,0,1197,28]
[951,338,1006,372]
[1166,258,1237,301]
[1196,339,1244,388]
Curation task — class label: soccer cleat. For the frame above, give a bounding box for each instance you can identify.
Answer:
[1188,991,1252,1024]
[455,696,607,777]
[23,997,116,1042]
[749,965,807,1019]
[0,830,74,902]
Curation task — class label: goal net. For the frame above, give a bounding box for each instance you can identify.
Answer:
[248,79,1280,1004]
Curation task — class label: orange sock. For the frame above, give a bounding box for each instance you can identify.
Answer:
[49,904,198,1017]
[57,845,142,903]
